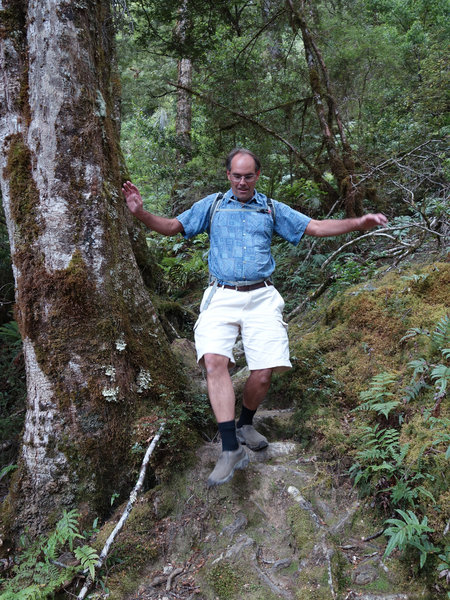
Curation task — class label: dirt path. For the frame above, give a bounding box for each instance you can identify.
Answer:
[126,410,412,600]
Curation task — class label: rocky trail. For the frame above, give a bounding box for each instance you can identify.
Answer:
[124,409,414,600]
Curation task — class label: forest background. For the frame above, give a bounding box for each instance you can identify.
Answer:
[0,0,449,598]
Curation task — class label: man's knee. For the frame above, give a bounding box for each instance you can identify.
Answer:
[203,353,230,376]
[250,368,273,387]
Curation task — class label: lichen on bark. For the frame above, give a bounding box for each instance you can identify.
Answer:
[0,0,185,539]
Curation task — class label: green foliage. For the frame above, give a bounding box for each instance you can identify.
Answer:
[0,464,17,479]
[74,545,99,580]
[150,233,209,295]
[329,255,378,296]
[353,372,399,418]
[349,315,449,588]
[0,510,100,599]
[0,321,21,349]
[161,389,214,440]
[348,424,429,506]
[0,319,25,468]
[437,545,450,587]
[384,509,438,568]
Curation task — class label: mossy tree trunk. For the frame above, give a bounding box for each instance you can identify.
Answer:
[0,0,181,537]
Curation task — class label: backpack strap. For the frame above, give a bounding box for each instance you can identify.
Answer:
[207,192,224,233]
[209,193,275,231]
[267,198,276,225]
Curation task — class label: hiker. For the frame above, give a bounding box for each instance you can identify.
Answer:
[122,148,387,487]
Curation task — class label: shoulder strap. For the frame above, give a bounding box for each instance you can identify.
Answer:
[267,198,276,225]
[208,193,275,232]
[208,192,223,233]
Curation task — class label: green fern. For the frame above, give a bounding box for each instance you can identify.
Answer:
[384,509,439,568]
[0,510,99,599]
[0,584,43,600]
[400,327,429,343]
[408,358,428,379]
[54,509,83,550]
[431,364,450,396]
[74,545,99,579]
[354,372,399,418]
[402,378,429,403]
[431,314,450,354]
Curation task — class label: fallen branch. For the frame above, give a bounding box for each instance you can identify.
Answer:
[77,421,166,600]
[362,529,385,542]
[287,274,335,321]
[319,224,425,271]
[166,566,184,591]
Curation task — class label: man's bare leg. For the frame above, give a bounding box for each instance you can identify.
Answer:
[237,368,273,450]
[242,368,273,410]
[204,353,249,486]
[203,353,235,422]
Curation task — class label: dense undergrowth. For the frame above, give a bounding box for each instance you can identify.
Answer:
[283,259,449,596]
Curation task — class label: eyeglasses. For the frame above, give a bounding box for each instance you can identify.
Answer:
[229,174,257,183]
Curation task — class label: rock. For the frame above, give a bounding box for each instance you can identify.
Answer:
[221,511,248,538]
[170,338,206,390]
[225,534,255,560]
[231,365,250,397]
[352,563,379,585]
[247,441,297,462]
[271,557,292,572]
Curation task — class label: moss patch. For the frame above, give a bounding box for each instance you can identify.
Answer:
[284,262,449,455]
[296,565,331,600]
[287,503,317,558]
[4,134,40,241]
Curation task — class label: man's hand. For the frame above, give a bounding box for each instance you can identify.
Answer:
[121,180,184,236]
[122,181,144,216]
[357,213,388,231]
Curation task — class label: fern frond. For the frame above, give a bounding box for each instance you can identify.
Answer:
[400,327,429,343]
[431,364,450,395]
[407,358,428,378]
[432,315,450,352]
[55,509,83,549]
[74,545,100,579]
[402,378,428,403]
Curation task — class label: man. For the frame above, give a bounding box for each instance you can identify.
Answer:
[123,148,387,487]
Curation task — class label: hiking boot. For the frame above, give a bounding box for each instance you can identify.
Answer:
[207,445,249,487]
[236,425,269,451]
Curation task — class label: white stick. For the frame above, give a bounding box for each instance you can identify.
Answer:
[77,421,166,600]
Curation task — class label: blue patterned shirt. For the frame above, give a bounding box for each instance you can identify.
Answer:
[176,189,311,284]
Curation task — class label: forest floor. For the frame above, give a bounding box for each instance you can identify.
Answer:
[95,259,450,600]
[100,408,421,600]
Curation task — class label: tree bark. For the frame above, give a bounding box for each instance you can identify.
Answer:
[175,57,193,163]
[174,0,192,165]
[287,0,366,217]
[0,0,181,537]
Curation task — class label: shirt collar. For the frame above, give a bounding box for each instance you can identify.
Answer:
[224,188,265,206]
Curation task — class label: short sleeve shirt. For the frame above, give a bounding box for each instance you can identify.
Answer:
[176,189,310,284]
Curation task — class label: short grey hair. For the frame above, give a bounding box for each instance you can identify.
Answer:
[226,148,261,172]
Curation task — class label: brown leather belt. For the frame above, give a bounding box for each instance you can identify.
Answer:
[218,280,273,292]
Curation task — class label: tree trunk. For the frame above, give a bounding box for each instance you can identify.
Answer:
[287,0,366,217]
[174,0,192,165]
[175,56,193,163]
[0,0,181,537]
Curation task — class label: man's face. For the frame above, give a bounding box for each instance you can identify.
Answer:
[226,153,260,202]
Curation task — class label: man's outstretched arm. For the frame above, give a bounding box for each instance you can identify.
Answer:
[305,213,388,237]
[122,181,184,236]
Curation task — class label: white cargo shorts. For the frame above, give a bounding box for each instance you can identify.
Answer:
[194,284,291,372]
